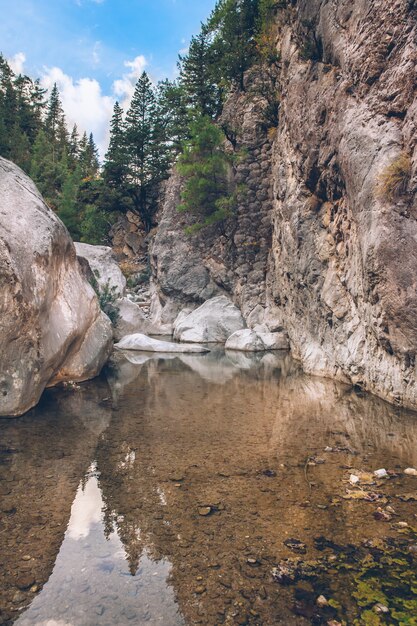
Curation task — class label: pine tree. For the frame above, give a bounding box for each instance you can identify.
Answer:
[124,72,170,231]
[79,132,100,178]
[179,31,222,118]
[45,83,67,161]
[102,101,132,214]
[208,0,260,90]
[177,115,235,232]
[68,124,80,168]
[156,79,190,156]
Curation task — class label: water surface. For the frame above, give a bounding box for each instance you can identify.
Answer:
[1,349,416,625]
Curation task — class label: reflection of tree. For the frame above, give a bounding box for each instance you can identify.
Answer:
[0,379,112,625]
[95,354,417,625]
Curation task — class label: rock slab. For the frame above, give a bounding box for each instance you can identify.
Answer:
[173,296,245,343]
[0,158,113,417]
[115,333,209,353]
[75,242,126,296]
[225,329,289,352]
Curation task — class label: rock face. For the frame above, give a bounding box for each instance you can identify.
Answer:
[115,333,209,353]
[150,2,417,408]
[173,296,245,343]
[0,158,113,417]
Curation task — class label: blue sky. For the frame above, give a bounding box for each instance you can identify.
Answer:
[0,0,216,155]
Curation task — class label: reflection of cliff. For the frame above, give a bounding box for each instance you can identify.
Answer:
[96,354,417,626]
[269,374,417,467]
[0,379,112,626]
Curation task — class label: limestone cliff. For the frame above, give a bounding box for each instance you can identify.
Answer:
[150,0,417,408]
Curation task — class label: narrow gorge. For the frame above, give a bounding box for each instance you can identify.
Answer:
[1,1,417,626]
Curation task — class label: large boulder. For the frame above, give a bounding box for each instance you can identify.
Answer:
[225,328,290,352]
[75,242,126,296]
[0,158,113,417]
[115,333,209,353]
[225,329,265,352]
[173,295,245,343]
[113,297,162,341]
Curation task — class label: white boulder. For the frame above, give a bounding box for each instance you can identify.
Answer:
[173,295,245,343]
[257,331,289,351]
[75,242,126,296]
[115,333,210,353]
[226,328,289,352]
[225,329,265,351]
[114,297,160,341]
[0,158,113,417]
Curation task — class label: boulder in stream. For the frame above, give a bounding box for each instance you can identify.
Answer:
[0,157,113,417]
[226,328,290,352]
[115,333,210,353]
[173,295,245,343]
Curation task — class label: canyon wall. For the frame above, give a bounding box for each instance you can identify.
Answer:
[150,0,417,408]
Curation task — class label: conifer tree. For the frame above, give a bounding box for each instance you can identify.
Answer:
[68,124,80,168]
[124,72,170,231]
[156,79,190,156]
[178,116,235,232]
[45,83,67,162]
[79,132,100,178]
[208,0,260,90]
[179,31,222,118]
[102,101,132,214]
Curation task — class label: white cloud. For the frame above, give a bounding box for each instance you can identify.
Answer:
[34,52,149,159]
[112,55,147,108]
[8,52,26,75]
[67,477,103,540]
[41,66,114,159]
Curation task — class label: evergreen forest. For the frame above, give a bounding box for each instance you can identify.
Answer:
[0,0,278,242]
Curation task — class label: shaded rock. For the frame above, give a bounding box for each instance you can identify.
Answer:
[174,296,245,343]
[0,158,113,417]
[115,333,210,353]
[75,242,126,296]
[225,328,290,352]
[114,297,159,341]
[225,329,265,352]
[256,331,289,351]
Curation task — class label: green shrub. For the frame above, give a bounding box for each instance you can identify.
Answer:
[91,279,120,326]
[178,116,236,232]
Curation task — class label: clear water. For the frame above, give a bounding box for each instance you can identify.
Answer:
[0,349,416,625]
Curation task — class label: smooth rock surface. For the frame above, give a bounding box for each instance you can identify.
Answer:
[115,333,209,353]
[225,330,265,352]
[75,242,126,296]
[114,297,160,341]
[173,296,245,343]
[0,158,113,416]
[225,329,289,352]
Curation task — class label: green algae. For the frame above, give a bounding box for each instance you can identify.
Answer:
[274,528,417,624]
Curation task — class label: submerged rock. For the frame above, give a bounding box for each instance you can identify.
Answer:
[115,333,210,353]
[173,295,245,343]
[0,157,113,417]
